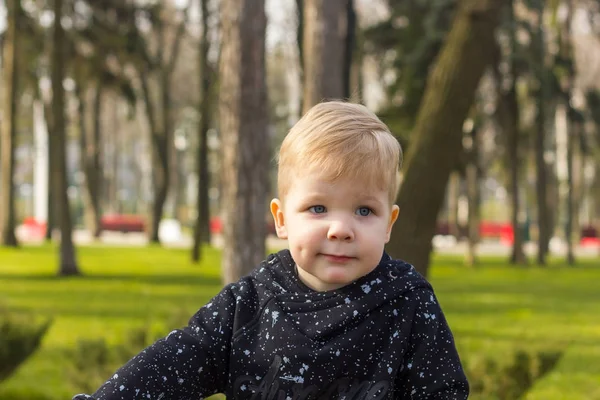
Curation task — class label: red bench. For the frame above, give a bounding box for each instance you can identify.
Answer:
[101,214,146,233]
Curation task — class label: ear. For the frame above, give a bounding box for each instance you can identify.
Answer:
[270,198,288,239]
[385,205,400,243]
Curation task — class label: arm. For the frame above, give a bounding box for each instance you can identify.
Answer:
[397,289,469,399]
[72,285,242,400]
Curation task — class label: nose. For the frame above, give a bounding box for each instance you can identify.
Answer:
[327,218,354,242]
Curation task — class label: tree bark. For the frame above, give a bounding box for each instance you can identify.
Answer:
[559,0,578,266]
[446,171,461,238]
[296,0,305,109]
[0,0,20,247]
[565,117,577,265]
[496,0,527,265]
[44,101,55,241]
[302,0,348,112]
[534,1,550,265]
[343,0,356,100]
[53,0,80,276]
[219,0,269,284]
[386,0,502,277]
[77,83,103,239]
[465,126,480,267]
[140,71,170,243]
[505,83,528,265]
[192,0,214,263]
[141,5,188,244]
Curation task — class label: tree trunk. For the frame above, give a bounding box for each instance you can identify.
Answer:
[386,0,502,277]
[141,5,188,243]
[296,0,304,111]
[565,117,576,265]
[44,101,55,241]
[111,99,120,213]
[572,120,583,253]
[447,171,461,238]
[494,0,527,265]
[343,0,356,100]
[140,72,170,244]
[192,0,214,263]
[219,0,269,284]
[559,0,578,266]
[0,0,20,247]
[302,0,348,112]
[465,126,480,267]
[534,1,550,265]
[149,132,169,244]
[534,94,550,266]
[77,83,103,239]
[494,73,528,264]
[53,0,80,276]
[506,83,527,265]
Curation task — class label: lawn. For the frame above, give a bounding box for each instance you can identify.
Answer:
[0,244,599,399]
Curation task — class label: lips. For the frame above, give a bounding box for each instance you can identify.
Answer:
[321,254,354,263]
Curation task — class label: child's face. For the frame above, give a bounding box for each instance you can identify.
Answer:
[270,171,399,292]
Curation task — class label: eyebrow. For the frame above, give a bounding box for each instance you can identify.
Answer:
[302,193,385,207]
[359,195,385,207]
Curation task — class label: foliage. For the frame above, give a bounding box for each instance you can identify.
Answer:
[66,323,158,394]
[0,245,598,399]
[363,0,456,142]
[0,305,52,384]
[466,349,563,399]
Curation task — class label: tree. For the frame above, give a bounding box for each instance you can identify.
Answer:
[0,0,21,247]
[465,117,481,267]
[386,0,503,277]
[493,0,527,265]
[74,80,104,239]
[533,0,551,265]
[52,0,80,276]
[219,0,268,284]
[302,0,349,112]
[136,3,190,243]
[554,0,582,265]
[363,0,455,142]
[85,0,191,243]
[69,11,137,239]
[192,0,216,263]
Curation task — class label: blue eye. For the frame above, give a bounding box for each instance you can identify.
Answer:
[309,205,326,214]
[356,207,372,216]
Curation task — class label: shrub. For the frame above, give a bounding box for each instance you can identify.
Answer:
[67,309,221,397]
[0,306,52,384]
[467,349,563,400]
[66,323,158,394]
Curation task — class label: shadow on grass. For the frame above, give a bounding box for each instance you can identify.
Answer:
[454,328,600,348]
[0,272,223,287]
[431,254,600,269]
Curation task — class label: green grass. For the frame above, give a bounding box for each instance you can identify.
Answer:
[0,245,599,399]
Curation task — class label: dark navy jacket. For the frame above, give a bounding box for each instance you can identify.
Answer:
[73,249,468,399]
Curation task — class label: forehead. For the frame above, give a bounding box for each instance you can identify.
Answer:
[287,173,388,203]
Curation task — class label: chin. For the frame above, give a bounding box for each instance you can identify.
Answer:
[322,275,354,285]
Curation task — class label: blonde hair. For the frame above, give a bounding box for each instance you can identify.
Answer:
[277,101,402,204]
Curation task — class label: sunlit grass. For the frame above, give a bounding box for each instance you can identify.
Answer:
[0,245,599,399]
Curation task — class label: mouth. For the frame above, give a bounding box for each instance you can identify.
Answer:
[321,254,355,263]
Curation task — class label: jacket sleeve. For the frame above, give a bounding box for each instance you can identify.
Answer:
[396,288,469,399]
[72,284,243,400]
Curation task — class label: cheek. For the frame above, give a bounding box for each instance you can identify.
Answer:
[288,220,322,249]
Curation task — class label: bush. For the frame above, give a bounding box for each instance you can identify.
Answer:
[66,323,159,394]
[0,306,52,384]
[66,309,229,398]
[467,349,563,400]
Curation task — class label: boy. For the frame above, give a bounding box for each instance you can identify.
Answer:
[74,101,468,399]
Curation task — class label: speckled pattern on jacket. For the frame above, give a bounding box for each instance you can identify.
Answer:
[73,249,468,399]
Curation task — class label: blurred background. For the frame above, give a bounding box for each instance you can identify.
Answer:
[0,0,599,399]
